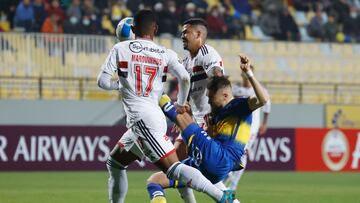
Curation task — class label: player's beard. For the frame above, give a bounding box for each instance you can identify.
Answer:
[210,104,221,114]
[182,40,189,50]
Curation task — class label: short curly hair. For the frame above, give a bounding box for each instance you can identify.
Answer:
[207,76,231,92]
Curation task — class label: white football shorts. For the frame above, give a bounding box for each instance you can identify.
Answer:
[118,116,175,163]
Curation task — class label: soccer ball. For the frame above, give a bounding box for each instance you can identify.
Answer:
[116,17,135,41]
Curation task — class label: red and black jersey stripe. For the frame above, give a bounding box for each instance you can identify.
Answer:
[117,61,128,78]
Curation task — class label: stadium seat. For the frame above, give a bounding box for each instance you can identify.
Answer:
[244,25,257,40]
[331,44,354,57]
[159,38,172,48]
[84,90,118,100]
[252,25,273,41]
[294,11,307,26]
[299,27,314,42]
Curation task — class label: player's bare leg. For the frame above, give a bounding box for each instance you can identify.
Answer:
[174,138,188,161]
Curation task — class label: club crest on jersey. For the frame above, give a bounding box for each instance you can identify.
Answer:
[191,146,203,167]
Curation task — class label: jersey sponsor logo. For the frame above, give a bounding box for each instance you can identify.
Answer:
[129,41,143,53]
[129,41,165,54]
[322,129,350,171]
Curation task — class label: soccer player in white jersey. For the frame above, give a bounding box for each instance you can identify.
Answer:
[97,10,234,203]
[147,18,226,203]
[172,18,225,167]
[224,65,271,190]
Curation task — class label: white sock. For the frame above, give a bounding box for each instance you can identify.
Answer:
[178,187,197,203]
[166,162,223,201]
[106,158,128,203]
[214,181,227,190]
[228,154,248,191]
[228,170,244,190]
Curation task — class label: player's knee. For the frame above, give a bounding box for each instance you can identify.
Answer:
[147,172,168,187]
[147,172,162,184]
[175,140,188,161]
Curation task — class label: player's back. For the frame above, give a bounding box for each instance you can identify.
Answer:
[113,39,170,125]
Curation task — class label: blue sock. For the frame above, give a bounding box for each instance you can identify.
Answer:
[147,183,165,199]
[169,179,185,188]
[159,95,177,123]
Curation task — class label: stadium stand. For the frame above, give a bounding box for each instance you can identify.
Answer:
[0,0,359,104]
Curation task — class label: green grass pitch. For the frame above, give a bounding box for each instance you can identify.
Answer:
[0,171,359,203]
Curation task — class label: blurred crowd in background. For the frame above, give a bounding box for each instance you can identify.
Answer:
[0,0,360,42]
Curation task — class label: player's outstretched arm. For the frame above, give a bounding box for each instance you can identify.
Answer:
[97,47,121,91]
[166,49,190,113]
[160,95,194,131]
[97,71,120,90]
[239,54,269,111]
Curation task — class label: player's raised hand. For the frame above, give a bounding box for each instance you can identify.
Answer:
[239,53,251,72]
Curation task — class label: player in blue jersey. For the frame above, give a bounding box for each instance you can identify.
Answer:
[146,54,269,203]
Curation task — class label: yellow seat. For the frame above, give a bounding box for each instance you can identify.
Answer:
[245,25,257,40]
[84,90,118,100]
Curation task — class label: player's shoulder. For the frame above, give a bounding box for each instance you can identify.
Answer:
[198,44,220,57]
[113,40,131,50]
[165,48,177,56]
[225,97,249,111]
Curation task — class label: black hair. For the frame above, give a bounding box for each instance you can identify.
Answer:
[182,18,208,28]
[133,10,156,36]
[207,76,231,92]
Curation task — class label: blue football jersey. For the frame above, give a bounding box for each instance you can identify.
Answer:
[181,97,253,183]
[211,97,252,162]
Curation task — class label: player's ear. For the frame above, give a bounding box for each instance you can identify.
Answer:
[131,25,136,36]
[154,24,158,35]
[196,30,201,39]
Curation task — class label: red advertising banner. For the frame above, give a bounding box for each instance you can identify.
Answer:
[296,128,360,171]
[2,126,358,172]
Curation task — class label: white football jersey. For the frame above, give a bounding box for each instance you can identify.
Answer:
[182,44,224,124]
[232,85,271,135]
[101,39,184,127]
